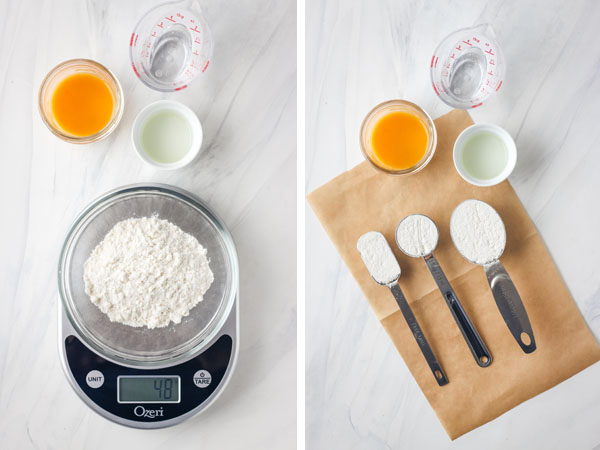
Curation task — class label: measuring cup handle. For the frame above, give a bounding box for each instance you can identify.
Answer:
[484,261,536,354]
[424,255,492,367]
[447,291,492,366]
[389,283,448,386]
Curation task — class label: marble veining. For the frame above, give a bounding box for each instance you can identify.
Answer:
[0,0,296,448]
[306,0,600,448]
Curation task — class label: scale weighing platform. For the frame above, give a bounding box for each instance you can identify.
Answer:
[58,185,239,428]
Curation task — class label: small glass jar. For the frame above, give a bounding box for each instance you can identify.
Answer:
[360,100,437,175]
[38,59,124,144]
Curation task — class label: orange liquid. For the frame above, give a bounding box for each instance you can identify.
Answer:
[371,111,429,170]
[51,73,114,136]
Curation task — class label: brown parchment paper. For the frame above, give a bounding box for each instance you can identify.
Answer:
[307,109,600,440]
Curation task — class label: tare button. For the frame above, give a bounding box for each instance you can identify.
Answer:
[193,370,212,388]
[86,370,104,388]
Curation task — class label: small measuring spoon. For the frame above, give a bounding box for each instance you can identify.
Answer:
[357,231,448,386]
[396,215,492,367]
[450,200,536,354]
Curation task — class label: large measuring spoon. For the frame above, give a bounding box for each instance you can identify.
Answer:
[130,0,213,92]
[396,215,492,367]
[357,231,448,386]
[450,199,536,353]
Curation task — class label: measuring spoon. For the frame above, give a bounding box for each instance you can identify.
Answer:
[357,231,448,386]
[450,200,536,354]
[396,215,492,367]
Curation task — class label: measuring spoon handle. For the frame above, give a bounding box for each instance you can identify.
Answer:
[389,283,448,386]
[484,261,536,354]
[424,255,492,367]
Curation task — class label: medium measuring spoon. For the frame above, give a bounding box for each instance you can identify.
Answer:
[357,231,448,386]
[396,215,492,367]
[450,199,536,354]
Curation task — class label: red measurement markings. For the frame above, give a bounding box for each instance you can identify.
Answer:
[456,44,462,51]
[129,33,135,46]
[485,49,494,55]
[190,25,201,33]
[471,102,483,108]
[193,50,199,56]
[157,22,164,28]
[152,31,157,37]
[432,83,440,96]
[165,16,176,22]
[434,57,438,68]
[194,37,201,44]
[202,60,210,72]
[131,63,140,78]
[472,36,480,43]
[177,12,184,19]
[496,81,503,91]
[134,35,138,46]
[489,59,495,65]
[175,85,187,91]
[430,55,435,68]
[189,18,195,23]
[488,70,494,76]
[450,53,455,59]
[462,39,472,46]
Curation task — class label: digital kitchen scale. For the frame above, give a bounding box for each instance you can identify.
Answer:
[58,184,239,428]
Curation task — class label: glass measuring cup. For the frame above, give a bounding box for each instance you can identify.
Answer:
[130,0,213,92]
[430,24,505,109]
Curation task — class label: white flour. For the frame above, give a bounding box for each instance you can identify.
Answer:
[396,214,438,257]
[450,199,506,265]
[83,216,214,329]
[357,231,400,284]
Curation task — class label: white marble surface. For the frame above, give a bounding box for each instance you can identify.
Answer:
[0,0,296,448]
[306,0,600,448]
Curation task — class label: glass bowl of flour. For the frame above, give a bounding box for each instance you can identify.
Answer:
[58,184,238,368]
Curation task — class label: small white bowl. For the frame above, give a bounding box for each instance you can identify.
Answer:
[453,123,516,187]
[132,100,203,170]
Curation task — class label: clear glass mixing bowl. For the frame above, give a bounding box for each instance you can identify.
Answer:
[58,184,238,368]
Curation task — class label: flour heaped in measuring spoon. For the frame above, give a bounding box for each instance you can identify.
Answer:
[83,216,214,329]
[396,214,438,257]
[357,231,400,285]
[450,199,506,265]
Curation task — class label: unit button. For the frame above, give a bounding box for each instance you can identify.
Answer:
[193,370,212,388]
[86,370,104,389]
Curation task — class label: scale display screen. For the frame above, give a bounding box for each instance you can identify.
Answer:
[117,376,181,404]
